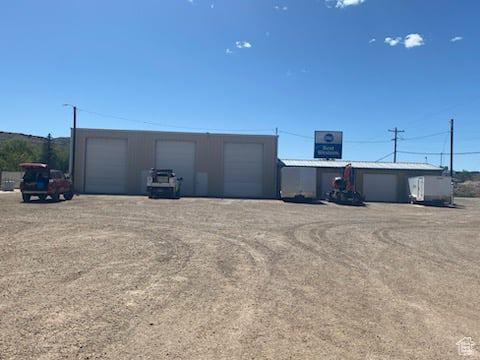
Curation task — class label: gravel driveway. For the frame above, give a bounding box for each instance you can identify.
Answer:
[1,193,479,359]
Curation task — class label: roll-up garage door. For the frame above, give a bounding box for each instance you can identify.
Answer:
[85,138,128,194]
[224,143,263,198]
[363,174,398,202]
[156,140,195,196]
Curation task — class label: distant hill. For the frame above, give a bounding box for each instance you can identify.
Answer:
[0,131,70,172]
[0,131,70,151]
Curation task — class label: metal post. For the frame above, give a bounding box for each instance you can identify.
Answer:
[450,119,454,178]
[72,106,77,192]
[64,104,77,192]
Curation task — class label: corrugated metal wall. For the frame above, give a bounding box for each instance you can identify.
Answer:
[315,167,443,202]
[72,128,278,198]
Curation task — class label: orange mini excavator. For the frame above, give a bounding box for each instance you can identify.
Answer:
[328,163,365,206]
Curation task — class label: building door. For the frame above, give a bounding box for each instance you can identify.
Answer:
[155,140,195,196]
[363,174,398,202]
[85,138,128,194]
[223,143,263,198]
[195,172,208,197]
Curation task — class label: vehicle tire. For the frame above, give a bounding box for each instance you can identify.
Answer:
[63,191,74,200]
[22,194,31,203]
[51,193,60,202]
[38,194,47,202]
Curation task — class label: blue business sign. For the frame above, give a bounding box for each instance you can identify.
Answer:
[314,131,343,159]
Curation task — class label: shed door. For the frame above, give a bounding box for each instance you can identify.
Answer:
[363,174,398,202]
[156,140,195,196]
[321,171,342,199]
[85,138,128,194]
[224,143,263,198]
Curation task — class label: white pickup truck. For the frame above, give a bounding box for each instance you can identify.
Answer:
[147,169,182,199]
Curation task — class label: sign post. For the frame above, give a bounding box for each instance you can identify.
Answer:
[314,131,343,159]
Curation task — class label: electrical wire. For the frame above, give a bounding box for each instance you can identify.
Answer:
[398,150,480,156]
[74,107,480,158]
[399,131,449,141]
[77,108,274,133]
[375,152,394,162]
[278,130,390,143]
[278,130,313,140]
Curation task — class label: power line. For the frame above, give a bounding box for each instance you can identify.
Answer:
[398,150,480,156]
[278,130,313,140]
[400,131,449,141]
[278,130,390,143]
[375,152,394,162]
[77,108,274,133]
[396,95,480,129]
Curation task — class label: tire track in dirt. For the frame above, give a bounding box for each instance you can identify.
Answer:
[372,226,459,268]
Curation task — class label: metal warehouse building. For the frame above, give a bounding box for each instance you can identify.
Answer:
[72,128,278,198]
[279,159,444,203]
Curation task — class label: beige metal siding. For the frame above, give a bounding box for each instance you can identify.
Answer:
[73,128,278,198]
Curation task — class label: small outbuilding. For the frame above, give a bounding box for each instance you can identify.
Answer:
[279,159,444,203]
[71,128,278,198]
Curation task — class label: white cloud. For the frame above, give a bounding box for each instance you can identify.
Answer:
[385,37,401,46]
[335,0,365,8]
[451,36,463,42]
[369,38,376,44]
[404,33,424,48]
[225,48,233,55]
[274,5,288,11]
[236,41,252,49]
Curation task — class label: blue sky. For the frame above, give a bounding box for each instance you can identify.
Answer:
[1,0,479,170]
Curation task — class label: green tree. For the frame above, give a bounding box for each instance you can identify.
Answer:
[52,144,69,172]
[0,139,40,171]
[42,133,54,167]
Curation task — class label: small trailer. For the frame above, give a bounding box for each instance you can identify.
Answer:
[408,176,452,205]
[280,167,317,202]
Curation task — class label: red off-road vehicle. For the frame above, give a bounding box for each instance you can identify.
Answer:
[20,163,74,202]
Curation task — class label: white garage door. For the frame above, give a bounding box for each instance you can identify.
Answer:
[363,174,398,202]
[85,138,128,194]
[321,171,342,199]
[156,140,195,196]
[224,143,263,198]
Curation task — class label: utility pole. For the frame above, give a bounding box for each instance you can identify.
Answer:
[450,119,454,178]
[63,104,77,192]
[388,127,405,163]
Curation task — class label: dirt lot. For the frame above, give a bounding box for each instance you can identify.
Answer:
[1,193,479,360]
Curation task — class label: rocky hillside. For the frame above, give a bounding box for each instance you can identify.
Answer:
[455,181,480,198]
[0,131,69,151]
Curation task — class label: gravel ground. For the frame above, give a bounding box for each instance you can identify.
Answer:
[1,193,479,360]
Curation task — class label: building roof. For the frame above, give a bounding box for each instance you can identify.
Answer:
[76,127,277,138]
[279,159,443,171]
